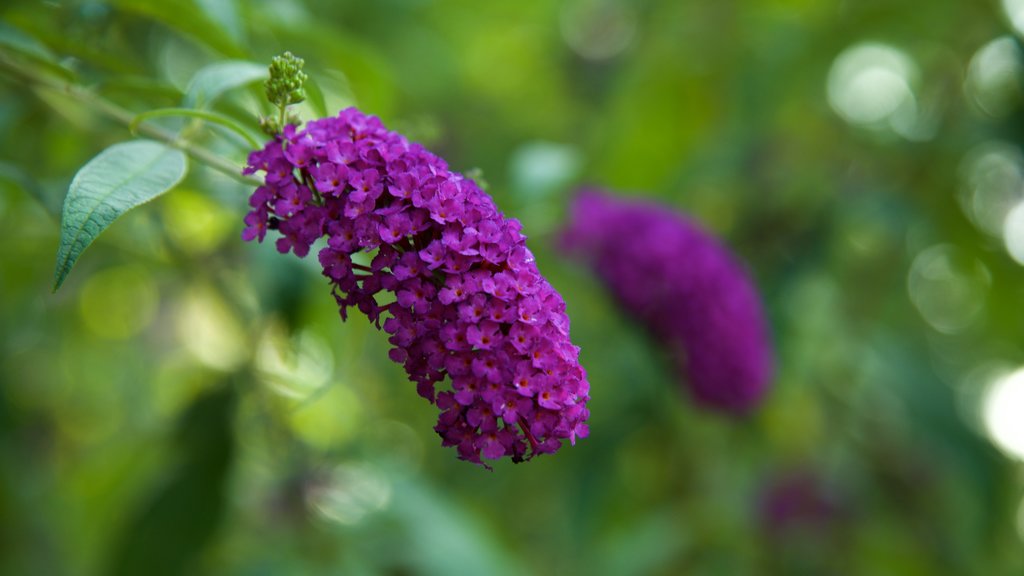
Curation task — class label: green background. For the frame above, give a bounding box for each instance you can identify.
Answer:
[2,0,1023,574]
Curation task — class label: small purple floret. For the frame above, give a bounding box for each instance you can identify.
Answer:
[560,189,773,414]
[243,108,590,466]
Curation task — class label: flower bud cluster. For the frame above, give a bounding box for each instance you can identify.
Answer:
[265,51,307,109]
[244,108,590,465]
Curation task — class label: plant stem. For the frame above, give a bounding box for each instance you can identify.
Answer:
[0,52,262,187]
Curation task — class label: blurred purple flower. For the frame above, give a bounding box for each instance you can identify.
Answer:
[758,470,844,532]
[560,189,773,413]
[243,108,590,467]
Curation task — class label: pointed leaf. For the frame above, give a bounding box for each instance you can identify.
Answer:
[54,141,187,291]
[183,60,267,109]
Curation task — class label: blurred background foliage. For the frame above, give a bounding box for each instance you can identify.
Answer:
[2,0,1024,574]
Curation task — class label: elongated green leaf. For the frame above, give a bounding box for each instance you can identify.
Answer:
[0,22,56,63]
[386,477,525,576]
[0,162,60,218]
[183,60,266,109]
[195,0,245,45]
[131,108,261,149]
[304,75,328,118]
[109,0,244,58]
[0,22,74,79]
[106,385,236,576]
[54,141,187,291]
[100,76,182,101]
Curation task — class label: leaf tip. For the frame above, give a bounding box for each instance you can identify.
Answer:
[52,266,67,293]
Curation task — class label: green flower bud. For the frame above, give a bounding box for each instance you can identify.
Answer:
[262,51,308,136]
[265,51,307,109]
[259,114,281,137]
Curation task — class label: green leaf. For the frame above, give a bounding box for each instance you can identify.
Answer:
[0,22,74,79]
[183,60,267,109]
[194,0,245,46]
[304,75,328,118]
[54,141,187,291]
[131,108,261,149]
[106,385,236,576]
[385,477,525,576]
[588,510,689,576]
[100,76,183,102]
[0,162,59,218]
[109,0,245,58]
[0,22,56,63]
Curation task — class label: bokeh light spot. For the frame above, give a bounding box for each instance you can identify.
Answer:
[257,324,334,400]
[306,462,391,525]
[966,36,1023,118]
[1003,200,1024,264]
[1003,0,1024,36]
[827,43,922,137]
[982,367,1024,460]
[958,141,1024,237]
[287,383,362,451]
[162,189,234,254]
[907,245,990,334]
[175,285,248,370]
[509,141,582,199]
[561,0,637,61]
[78,264,158,339]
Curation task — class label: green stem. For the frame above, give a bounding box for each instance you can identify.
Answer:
[131,107,263,150]
[0,51,262,187]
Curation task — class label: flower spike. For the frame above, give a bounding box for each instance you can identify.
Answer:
[243,108,590,466]
[560,189,773,414]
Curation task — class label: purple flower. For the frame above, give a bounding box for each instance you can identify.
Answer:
[757,470,846,533]
[560,189,773,414]
[243,107,590,467]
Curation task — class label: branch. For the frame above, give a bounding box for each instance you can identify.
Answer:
[0,52,262,187]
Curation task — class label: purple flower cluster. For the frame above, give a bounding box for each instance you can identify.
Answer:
[243,108,589,466]
[560,189,772,414]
